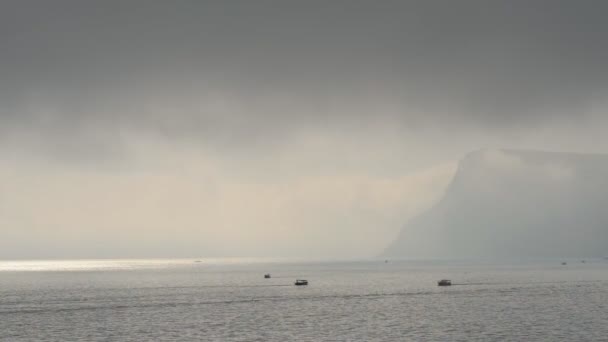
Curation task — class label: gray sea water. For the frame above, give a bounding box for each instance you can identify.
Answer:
[1,258,608,341]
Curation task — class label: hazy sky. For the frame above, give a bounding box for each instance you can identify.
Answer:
[2,1,608,259]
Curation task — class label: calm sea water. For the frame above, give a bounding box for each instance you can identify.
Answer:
[1,258,608,341]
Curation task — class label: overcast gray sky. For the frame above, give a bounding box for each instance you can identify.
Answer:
[2,1,608,259]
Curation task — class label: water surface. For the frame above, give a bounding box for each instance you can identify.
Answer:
[1,258,607,341]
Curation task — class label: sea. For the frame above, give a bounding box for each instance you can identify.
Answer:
[1,258,608,341]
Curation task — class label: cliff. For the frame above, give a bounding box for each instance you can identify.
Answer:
[384,149,608,257]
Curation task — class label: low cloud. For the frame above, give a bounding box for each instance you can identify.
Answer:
[0,136,456,259]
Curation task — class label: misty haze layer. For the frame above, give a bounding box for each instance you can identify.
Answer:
[3,1,608,259]
[385,149,608,258]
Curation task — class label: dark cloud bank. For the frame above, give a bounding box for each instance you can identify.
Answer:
[2,0,608,154]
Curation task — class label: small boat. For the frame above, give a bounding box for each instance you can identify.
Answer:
[194,260,202,263]
[437,279,452,286]
[294,279,308,286]
[562,262,567,265]
[264,274,271,279]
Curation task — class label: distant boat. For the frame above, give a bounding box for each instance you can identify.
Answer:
[264,274,271,279]
[194,260,202,263]
[562,262,567,265]
[294,279,308,286]
[437,279,452,286]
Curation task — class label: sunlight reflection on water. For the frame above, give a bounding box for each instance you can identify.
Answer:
[2,259,608,341]
[0,257,342,272]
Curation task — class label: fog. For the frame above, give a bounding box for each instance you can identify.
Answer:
[385,149,608,257]
[2,1,608,258]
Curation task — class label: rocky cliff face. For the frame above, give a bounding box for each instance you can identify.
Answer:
[384,149,608,257]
